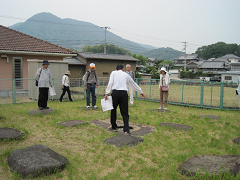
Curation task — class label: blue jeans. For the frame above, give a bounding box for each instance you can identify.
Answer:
[86,84,96,106]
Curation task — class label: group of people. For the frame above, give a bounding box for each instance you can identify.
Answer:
[35,60,170,134]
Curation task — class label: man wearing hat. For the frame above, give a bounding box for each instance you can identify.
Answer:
[59,70,73,102]
[35,60,52,110]
[83,63,99,108]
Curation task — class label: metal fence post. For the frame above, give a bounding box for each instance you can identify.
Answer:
[12,79,16,104]
[135,78,138,99]
[200,81,204,108]
[181,82,184,103]
[149,79,151,100]
[220,82,224,110]
[210,82,213,107]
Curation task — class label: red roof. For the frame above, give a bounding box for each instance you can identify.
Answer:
[0,25,75,54]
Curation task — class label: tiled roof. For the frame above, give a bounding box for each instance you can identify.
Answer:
[78,52,139,61]
[0,25,76,54]
[198,61,225,69]
[213,54,240,61]
[175,54,200,60]
[63,57,86,65]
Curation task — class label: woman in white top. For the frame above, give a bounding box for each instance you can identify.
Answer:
[158,67,170,110]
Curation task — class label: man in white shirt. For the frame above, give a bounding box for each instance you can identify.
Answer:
[104,64,145,135]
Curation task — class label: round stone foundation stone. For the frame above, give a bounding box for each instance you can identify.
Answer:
[8,144,69,178]
[0,127,25,140]
[27,108,56,115]
[57,120,87,127]
[177,155,240,178]
[105,134,143,147]
[159,122,193,131]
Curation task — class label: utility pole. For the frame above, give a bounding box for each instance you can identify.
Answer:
[101,26,110,54]
[182,42,187,71]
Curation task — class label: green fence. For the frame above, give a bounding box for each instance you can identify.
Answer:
[0,78,239,110]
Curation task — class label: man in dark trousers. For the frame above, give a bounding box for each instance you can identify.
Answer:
[35,60,52,110]
[104,64,145,135]
[84,63,98,108]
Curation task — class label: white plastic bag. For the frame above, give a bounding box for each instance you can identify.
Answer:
[101,96,114,112]
[49,86,56,96]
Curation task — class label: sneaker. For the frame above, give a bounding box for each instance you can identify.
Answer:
[59,101,62,102]
[165,108,168,110]
[39,107,43,110]
[158,107,162,110]
[110,127,118,132]
[124,131,131,135]
[70,100,74,102]
[43,107,49,109]
[93,105,97,108]
[87,106,90,108]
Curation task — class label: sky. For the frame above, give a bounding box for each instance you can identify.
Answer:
[0,0,240,54]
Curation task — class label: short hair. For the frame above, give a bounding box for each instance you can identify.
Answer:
[116,64,124,70]
[126,64,131,67]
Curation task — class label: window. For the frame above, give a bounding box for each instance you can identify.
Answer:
[225,76,232,80]
[13,57,22,89]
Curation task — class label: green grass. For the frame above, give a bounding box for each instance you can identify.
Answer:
[0,98,240,179]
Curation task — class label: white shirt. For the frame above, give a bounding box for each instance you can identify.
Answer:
[106,70,143,94]
[62,75,69,86]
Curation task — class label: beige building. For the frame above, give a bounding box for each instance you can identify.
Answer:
[76,52,139,78]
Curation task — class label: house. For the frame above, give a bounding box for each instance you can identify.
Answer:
[77,52,139,77]
[198,61,226,73]
[173,54,204,69]
[220,58,240,83]
[0,25,77,82]
[146,57,157,66]
[212,54,240,70]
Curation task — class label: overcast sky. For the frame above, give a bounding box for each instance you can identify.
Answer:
[0,0,239,53]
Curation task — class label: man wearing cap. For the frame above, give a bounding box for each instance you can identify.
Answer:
[126,64,135,105]
[35,60,52,110]
[104,64,145,135]
[59,71,73,102]
[83,63,99,108]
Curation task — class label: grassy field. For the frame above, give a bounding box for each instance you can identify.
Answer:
[1,98,240,179]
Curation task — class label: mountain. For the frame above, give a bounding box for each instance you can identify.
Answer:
[142,47,183,60]
[9,12,182,60]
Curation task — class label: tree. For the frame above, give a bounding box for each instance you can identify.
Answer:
[195,42,240,59]
[82,44,131,55]
[132,54,147,66]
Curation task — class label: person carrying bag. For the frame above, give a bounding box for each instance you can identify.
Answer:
[158,67,170,110]
[59,71,73,102]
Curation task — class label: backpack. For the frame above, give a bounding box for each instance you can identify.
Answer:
[83,70,97,82]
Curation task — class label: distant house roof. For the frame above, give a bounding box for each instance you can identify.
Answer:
[78,52,139,61]
[198,61,225,69]
[0,25,76,55]
[147,57,157,61]
[213,54,240,62]
[174,54,201,60]
[63,57,86,65]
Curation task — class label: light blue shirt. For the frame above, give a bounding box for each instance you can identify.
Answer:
[35,68,52,88]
